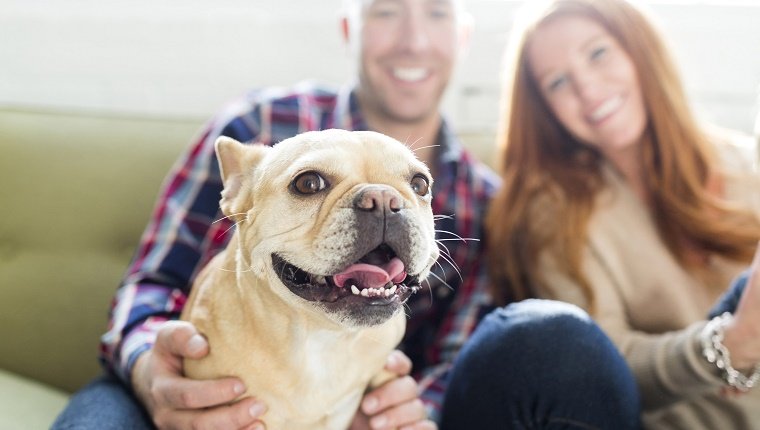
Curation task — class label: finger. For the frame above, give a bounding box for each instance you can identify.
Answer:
[399,420,437,430]
[157,375,246,410]
[158,397,267,430]
[369,398,427,430]
[362,375,417,415]
[384,350,412,376]
[155,321,209,360]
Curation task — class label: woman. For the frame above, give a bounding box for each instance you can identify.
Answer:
[485,0,760,428]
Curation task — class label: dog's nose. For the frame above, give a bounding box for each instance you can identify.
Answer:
[354,185,403,214]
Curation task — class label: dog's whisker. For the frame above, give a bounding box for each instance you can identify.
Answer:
[410,144,440,154]
[213,213,247,224]
[434,230,478,243]
[403,135,424,151]
[435,241,454,258]
[220,220,243,237]
[435,250,463,283]
[426,269,455,292]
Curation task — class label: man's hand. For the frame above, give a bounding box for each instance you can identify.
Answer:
[349,350,437,430]
[130,321,268,430]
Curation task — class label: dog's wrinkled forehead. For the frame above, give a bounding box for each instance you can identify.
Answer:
[260,129,430,183]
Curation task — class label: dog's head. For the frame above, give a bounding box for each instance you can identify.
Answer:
[216,129,438,327]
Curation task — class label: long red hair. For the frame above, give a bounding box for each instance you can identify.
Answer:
[486,0,760,310]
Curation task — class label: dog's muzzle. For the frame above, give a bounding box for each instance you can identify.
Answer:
[272,244,422,306]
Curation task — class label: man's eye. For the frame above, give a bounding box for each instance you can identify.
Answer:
[369,5,401,18]
[291,172,328,195]
[429,6,452,19]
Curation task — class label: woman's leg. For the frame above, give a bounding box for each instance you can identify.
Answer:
[51,372,154,430]
[440,299,640,430]
[708,270,749,318]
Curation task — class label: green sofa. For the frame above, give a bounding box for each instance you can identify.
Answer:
[0,108,201,429]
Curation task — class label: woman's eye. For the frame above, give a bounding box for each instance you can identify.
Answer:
[590,46,608,61]
[547,75,568,92]
[411,174,430,197]
[291,171,328,195]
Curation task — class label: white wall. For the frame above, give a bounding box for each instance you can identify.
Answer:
[2,0,760,159]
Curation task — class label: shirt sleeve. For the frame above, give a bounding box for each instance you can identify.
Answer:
[100,101,261,384]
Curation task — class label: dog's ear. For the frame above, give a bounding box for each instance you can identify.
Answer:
[215,136,269,219]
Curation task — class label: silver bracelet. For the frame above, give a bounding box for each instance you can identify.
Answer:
[700,312,760,392]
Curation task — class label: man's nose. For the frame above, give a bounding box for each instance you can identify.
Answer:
[398,13,431,52]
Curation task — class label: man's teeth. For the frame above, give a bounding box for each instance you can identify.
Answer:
[393,67,427,82]
[590,96,623,122]
[351,284,398,298]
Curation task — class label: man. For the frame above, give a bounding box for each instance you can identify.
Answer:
[53,0,498,428]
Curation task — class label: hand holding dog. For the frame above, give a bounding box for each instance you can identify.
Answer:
[131,321,268,430]
[349,350,437,430]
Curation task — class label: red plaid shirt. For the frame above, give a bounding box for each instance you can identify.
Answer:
[100,81,499,421]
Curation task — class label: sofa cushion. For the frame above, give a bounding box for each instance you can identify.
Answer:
[0,368,69,429]
[0,109,200,393]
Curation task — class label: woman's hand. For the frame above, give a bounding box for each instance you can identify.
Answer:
[349,350,437,430]
[131,321,268,430]
[723,242,760,370]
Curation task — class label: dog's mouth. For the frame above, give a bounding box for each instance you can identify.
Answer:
[272,244,421,305]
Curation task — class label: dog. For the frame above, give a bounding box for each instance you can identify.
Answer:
[180,129,439,430]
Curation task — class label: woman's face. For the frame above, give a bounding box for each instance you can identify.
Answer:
[528,15,647,156]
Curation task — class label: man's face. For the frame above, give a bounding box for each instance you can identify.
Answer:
[355,0,462,125]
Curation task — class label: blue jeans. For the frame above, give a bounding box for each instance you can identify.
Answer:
[51,373,153,429]
[440,300,641,430]
[53,302,640,430]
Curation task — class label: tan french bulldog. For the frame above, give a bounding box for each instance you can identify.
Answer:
[180,129,439,430]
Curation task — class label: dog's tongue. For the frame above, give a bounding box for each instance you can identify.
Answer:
[333,257,406,289]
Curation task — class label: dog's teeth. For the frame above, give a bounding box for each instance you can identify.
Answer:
[315,275,326,285]
[385,288,392,297]
[389,284,397,295]
[361,288,369,297]
[351,285,360,295]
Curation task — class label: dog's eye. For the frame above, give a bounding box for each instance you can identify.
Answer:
[292,171,328,195]
[410,174,430,197]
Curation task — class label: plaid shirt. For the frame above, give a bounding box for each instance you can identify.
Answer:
[100,81,499,421]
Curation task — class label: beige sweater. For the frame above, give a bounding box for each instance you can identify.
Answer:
[536,136,760,429]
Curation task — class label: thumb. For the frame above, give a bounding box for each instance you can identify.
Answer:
[155,320,209,360]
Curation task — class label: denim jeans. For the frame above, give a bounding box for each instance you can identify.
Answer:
[51,372,153,430]
[54,300,640,430]
[440,299,641,430]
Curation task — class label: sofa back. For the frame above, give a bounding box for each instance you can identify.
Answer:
[0,109,200,392]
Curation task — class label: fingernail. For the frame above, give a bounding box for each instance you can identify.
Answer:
[370,414,387,429]
[363,396,378,414]
[251,424,265,430]
[249,402,267,418]
[186,334,206,355]
[233,382,245,395]
[386,351,399,368]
